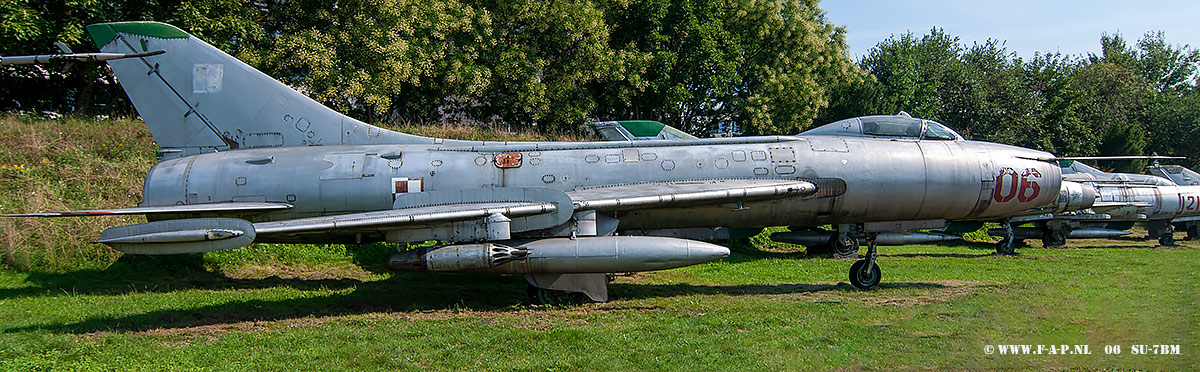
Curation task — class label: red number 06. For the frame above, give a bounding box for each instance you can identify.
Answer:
[993,168,1041,203]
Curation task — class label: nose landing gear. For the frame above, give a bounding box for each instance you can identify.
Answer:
[848,232,881,289]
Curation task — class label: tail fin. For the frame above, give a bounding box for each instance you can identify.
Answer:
[86,21,442,157]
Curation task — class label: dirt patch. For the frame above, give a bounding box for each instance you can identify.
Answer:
[858,280,990,307]
[82,307,603,343]
[756,279,997,307]
[220,263,377,281]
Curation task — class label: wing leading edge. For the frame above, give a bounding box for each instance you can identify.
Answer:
[568,179,818,211]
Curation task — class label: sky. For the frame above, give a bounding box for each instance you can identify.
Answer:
[821,0,1200,61]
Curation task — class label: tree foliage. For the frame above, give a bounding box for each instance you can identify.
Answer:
[3,1,1200,172]
[825,28,1200,172]
[0,0,853,135]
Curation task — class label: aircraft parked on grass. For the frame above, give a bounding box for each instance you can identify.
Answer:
[983,160,1200,251]
[3,22,1087,302]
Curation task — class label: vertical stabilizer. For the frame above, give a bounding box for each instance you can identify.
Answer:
[86,21,450,157]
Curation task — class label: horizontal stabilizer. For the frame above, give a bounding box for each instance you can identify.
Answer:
[3,202,293,217]
[0,50,164,65]
[569,179,817,211]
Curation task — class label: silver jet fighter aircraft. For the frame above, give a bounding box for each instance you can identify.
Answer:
[5,22,1070,301]
[1147,163,1200,239]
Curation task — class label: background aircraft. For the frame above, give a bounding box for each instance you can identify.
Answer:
[1147,163,1200,238]
[4,22,1077,302]
[985,160,1200,250]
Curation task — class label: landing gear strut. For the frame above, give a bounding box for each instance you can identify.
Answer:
[1159,227,1176,247]
[831,225,860,259]
[848,232,881,289]
[1150,222,1177,247]
[1041,229,1067,248]
[995,220,1018,255]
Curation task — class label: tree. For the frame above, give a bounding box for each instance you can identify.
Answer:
[255,0,494,123]
[0,0,267,114]
[597,0,858,136]
[1022,53,1095,156]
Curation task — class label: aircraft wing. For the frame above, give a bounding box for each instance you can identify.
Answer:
[253,202,556,236]
[568,179,817,211]
[1172,216,1200,223]
[1091,201,1154,211]
[91,201,560,255]
[2,202,293,217]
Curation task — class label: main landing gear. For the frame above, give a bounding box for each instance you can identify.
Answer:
[848,232,881,289]
[831,226,860,259]
[1149,221,1177,247]
[1158,228,1176,247]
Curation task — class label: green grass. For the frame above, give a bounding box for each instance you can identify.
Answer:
[0,237,1196,371]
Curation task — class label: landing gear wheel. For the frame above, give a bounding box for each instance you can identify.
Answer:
[1159,233,1176,247]
[995,239,1017,255]
[848,259,881,289]
[995,221,1018,255]
[527,285,588,306]
[1041,230,1067,248]
[831,233,859,258]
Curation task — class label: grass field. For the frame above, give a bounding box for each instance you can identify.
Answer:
[0,236,1196,371]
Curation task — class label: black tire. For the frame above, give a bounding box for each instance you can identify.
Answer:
[1159,233,1176,247]
[831,233,859,258]
[995,239,1016,255]
[848,259,881,289]
[1041,230,1067,248]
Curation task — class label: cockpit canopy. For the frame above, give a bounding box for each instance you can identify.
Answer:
[801,114,963,141]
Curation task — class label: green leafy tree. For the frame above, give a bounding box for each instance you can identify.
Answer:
[1022,53,1095,156]
[598,0,857,136]
[0,0,266,114]
[256,0,493,123]
[473,0,624,132]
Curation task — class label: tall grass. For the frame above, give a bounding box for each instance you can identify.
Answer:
[0,114,155,271]
[0,115,590,272]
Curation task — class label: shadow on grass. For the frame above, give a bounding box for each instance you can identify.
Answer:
[2,263,951,336]
[3,271,537,335]
[0,254,371,300]
[612,281,947,300]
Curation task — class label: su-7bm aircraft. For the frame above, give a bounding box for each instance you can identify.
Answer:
[4,22,1086,303]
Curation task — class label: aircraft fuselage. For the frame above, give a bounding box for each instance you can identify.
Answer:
[141,135,1060,243]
